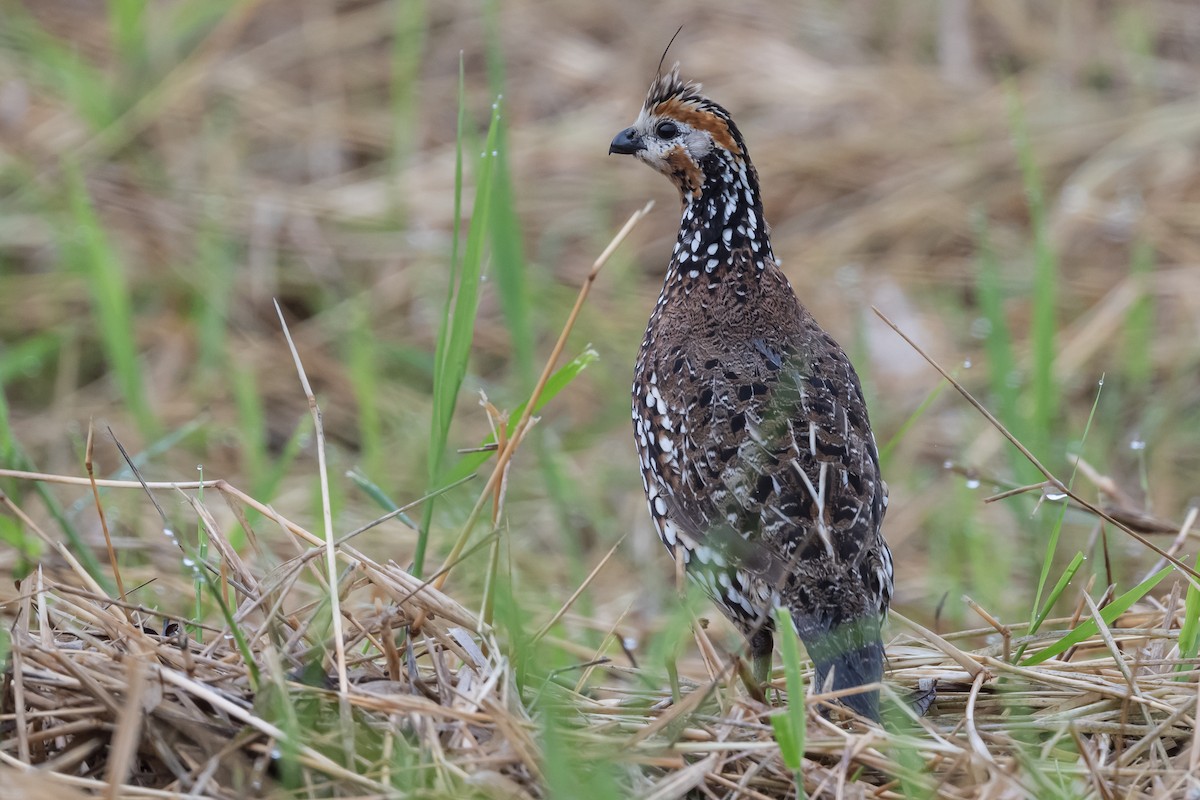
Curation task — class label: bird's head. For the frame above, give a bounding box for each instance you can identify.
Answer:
[609,65,750,201]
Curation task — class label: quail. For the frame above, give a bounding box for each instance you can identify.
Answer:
[610,66,893,720]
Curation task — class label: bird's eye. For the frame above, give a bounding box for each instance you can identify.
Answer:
[655,120,679,139]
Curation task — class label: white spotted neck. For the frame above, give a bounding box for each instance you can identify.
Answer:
[668,147,775,286]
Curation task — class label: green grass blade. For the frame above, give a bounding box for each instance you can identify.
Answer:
[231,364,266,493]
[1006,86,1058,463]
[1031,551,1086,636]
[436,112,501,416]
[1028,504,1070,631]
[191,208,236,375]
[482,0,509,97]
[878,380,945,467]
[1124,237,1154,389]
[1177,552,1200,676]
[416,77,504,577]
[1028,375,1104,632]
[490,165,535,385]
[63,161,159,439]
[438,347,598,487]
[1022,565,1172,666]
[973,212,1021,445]
[346,303,384,480]
[479,0,534,388]
[346,469,421,533]
[541,708,623,800]
[478,0,542,382]
[1013,550,1085,663]
[2,9,116,130]
[162,0,240,52]
[770,607,808,795]
[108,0,149,69]
[389,0,428,176]
[191,555,261,689]
[0,386,107,583]
[231,368,312,523]
[0,331,61,384]
[417,59,468,576]
[0,387,41,576]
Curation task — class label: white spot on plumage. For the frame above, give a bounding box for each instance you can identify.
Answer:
[647,385,668,417]
[660,518,679,546]
[728,588,753,615]
[693,544,722,565]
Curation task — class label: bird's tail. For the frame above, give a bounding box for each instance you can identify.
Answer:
[795,614,885,721]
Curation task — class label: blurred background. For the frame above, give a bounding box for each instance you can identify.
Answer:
[2,0,1199,647]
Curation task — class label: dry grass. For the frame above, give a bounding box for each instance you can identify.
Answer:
[3,0,1200,797]
[1,462,1199,798]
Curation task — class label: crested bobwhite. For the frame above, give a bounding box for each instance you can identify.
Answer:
[610,65,893,720]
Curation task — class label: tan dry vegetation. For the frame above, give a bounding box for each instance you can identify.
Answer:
[2,467,1199,798]
[2,0,1200,797]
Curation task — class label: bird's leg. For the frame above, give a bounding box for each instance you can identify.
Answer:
[750,627,774,684]
[666,544,684,705]
[738,627,774,702]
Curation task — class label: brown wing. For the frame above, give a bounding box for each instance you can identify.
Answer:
[639,309,891,631]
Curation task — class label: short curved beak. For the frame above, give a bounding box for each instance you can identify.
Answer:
[609,127,643,155]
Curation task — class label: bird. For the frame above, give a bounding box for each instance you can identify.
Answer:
[609,65,894,720]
